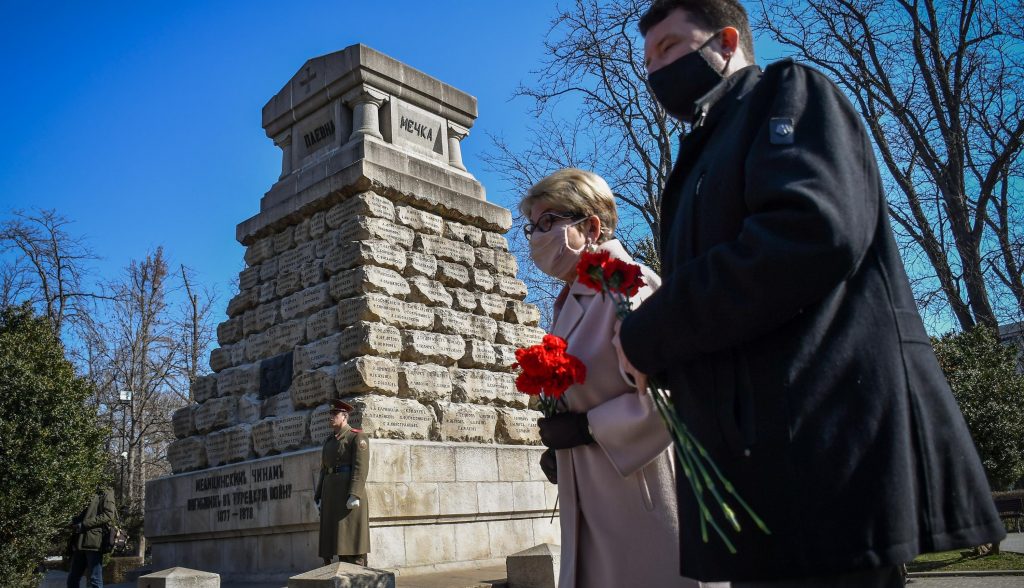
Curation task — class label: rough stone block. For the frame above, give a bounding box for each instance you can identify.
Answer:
[338,294,433,330]
[268,318,308,355]
[313,230,339,260]
[244,237,275,266]
[309,404,333,445]
[262,391,295,417]
[338,216,415,249]
[459,338,497,369]
[167,437,207,474]
[336,356,399,396]
[260,256,280,282]
[493,372,526,408]
[493,344,518,372]
[306,306,341,341]
[245,332,271,363]
[309,210,327,238]
[340,322,403,360]
[435,260,471,288]
[275,271,302,298]
[291,366,339,408]
[397,363,452,403]
[226,289,256,318]
[471,268,495,293]
[403,251,437,279]
[252,418,277,457]
[217,363,260,396]
[239,266,261,292]
[228,340,248,366]
[273,410,311,452]
[245,301,281,334]
[217,317,244,346]
[436,402,497,443]
[506,544,560,588]
[207,423,253,466]
[293,333,344,373]
[194,396,238,435]
[237,393,262,423]
[447,287,477,312]
[482,231,509,251]
[209,347,231,373]
[326,191,396,227]
[281,283,332,321]
[407,276,453,307]
[451,369,498,404]
[294,218,311,243]
[137,566,221,588]
[273,225,295,254]
[347,396,435,440]
[432,308,471,336]
[401,330,465,365]
[497,323,546,348]
[415,234,475,266]
[395,205,443,236]
[505,300,541,326]
[279,242,317,278]
[494,249,519,277]
[325,240,406,274]
[477,292,507,319]
[443,220,482,246]
[287,562,395,588]
[330,266,410,300]
[191,375,218,403]
[496,275,529,300]
[474,247,496,272]
[301,259,326,288]
[172,405,196,439]
[496,408,543,445]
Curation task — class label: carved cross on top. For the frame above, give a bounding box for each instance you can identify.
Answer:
[298,66,317,94]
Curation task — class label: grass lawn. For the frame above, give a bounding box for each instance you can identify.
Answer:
[907,548,1024,572]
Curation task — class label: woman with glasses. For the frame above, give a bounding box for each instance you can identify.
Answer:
[521,168,715,588]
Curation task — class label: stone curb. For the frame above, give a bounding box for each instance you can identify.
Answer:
[908,570,1024,577]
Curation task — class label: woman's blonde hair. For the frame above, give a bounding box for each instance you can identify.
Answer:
[519,168,618,242]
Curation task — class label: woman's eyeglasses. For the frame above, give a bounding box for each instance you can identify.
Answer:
[523,212,585,240]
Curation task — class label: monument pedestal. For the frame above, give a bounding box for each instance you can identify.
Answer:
[146,440,559,581]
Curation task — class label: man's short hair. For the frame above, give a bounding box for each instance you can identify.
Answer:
[639,0,756,62]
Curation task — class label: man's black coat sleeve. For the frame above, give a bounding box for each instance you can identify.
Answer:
[620,65,878,372]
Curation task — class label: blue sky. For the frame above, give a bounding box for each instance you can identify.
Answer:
[0,1,785,318]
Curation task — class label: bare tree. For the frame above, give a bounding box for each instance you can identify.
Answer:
[484,0,679,322]
[174,264,216,403]
[756,0,1024,330]
[0,209,105,338]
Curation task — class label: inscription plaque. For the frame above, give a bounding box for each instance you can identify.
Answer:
[339,321,403,360]
[401,330,466,365]
[336,356,399,396]
[290,366,339,408]
[326,191,396,227]
[397,363,452,402]
[395,205,443,235]
[272,411,311,453]
[347,396,435,440]
[330,266,411,301]
[436,401,498,443]
[495,408,543,445]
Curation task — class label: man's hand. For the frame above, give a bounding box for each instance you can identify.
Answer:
[346,495,361,509]
[613,321,648,392]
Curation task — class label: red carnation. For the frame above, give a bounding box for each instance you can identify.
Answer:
[604,258,646,297]
[513,334,586,414]
[577,250,611,292]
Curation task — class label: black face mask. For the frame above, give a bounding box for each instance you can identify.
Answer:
[648,33,726,123]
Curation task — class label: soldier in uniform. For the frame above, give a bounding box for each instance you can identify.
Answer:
[314,399,370,566]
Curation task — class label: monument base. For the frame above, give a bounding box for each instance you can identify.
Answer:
[146,440,559,581]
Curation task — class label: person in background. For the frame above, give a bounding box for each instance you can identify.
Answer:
[67,485,116,588]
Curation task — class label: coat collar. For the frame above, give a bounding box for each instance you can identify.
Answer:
[554,239,632,339]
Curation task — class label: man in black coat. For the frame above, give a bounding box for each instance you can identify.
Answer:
[615,0,1006,585]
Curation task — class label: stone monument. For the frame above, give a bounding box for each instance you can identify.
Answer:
[145,44,558,582]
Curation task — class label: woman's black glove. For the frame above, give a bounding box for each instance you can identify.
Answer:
[538,412,594,450]
[539,448,558,485]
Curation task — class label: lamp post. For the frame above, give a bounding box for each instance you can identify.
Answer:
[117,390,132,506]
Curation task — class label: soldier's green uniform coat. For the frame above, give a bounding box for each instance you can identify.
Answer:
[315,425,369,559]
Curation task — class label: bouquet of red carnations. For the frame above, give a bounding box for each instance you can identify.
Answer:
[576,249,770,553]
[513,334,586,417]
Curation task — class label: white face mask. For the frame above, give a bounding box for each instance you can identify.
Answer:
[529,217,590,279]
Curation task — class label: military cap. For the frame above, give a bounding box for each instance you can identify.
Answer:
[329,399,354,414]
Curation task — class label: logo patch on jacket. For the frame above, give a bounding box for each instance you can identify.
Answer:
[770,117,795,145]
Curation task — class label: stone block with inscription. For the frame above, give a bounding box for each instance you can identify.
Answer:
[435,260,471,288]
[436,401,498,443]
[476,292,508,320]
[340,321,403,360]
[338,216,415,250]
[191,375,218,404]
[194,396,239,435]
[269,318,308,355]
[217,363,261,396]
[301,259,326,288]
[291,366,339,408]
[244,237,275,266]
[217,317,244,346]
[209,347,231,373]
[293,333,344,373]
[263,391,295,417]
[309,404,334,445]
[493,344,518,372]
[239,266,261,291]
[273,411,311,452]
[496,408,543,445]
[172,405,197,439]
[459,338,498,370]
[238,393,263,424]
[444,220,483,247]
[505,300,541,326]
[403,251,438,279]
[252,418,277,457]
[448,287,478,312]
[397,363,452,403]
[451,369,499,405]
[275,271,302,298]
[306,306,341,341]
[496,275,529,300]
[281,283,332,321]
[326,191,395,227]
[336,356,399,396]
[325,240,407,275]
[346,396,435,440]
[482,231,509,251]
[395,205,443,235]
[330,266,410,300]
[207,423,254,466]
[415,234,475,266]
[401,330,465,366]
[167,436,207,474]
[406,276,453,308]
[338,294,433,330]
[497,322,546,348]
[493,372,526,408]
